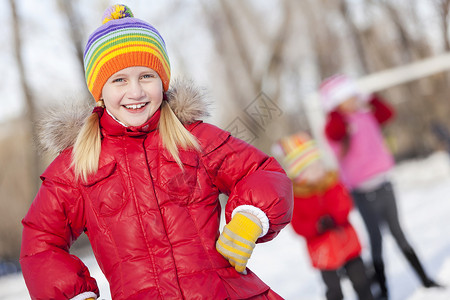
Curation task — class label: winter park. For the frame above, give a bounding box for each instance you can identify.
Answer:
[2,1,450,300]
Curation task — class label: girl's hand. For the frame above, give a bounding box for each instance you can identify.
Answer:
[317,215,336,234]
[216,212,262,274]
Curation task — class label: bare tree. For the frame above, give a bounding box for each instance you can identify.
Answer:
[298,0,345,78]
[337,0,370,73]
[57,1,85,75]
[8,0,40,192]
[434,0,450,51]
[199,0,303,150]
[56,0,92,97]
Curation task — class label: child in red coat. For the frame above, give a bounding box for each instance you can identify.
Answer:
[273,132,373,300]
[19,4,292,300]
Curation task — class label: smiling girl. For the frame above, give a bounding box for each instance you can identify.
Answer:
[20,4,293,300]
[102,67,163,127]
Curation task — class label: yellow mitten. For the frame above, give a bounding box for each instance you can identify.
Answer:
[85,298,96,300]
[216,212,263,274]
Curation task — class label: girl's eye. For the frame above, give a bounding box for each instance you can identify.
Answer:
[142,74,155,79]
[112,78,124,83]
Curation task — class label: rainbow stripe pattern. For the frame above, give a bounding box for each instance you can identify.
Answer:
[84,4,170,101]
[276,134,321,180]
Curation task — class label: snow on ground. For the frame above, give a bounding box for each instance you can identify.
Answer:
[1,152,450,300]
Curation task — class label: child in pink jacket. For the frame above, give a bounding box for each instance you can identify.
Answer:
[320,74,440,300]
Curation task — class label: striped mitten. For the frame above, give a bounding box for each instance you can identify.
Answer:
[216,212,262,274]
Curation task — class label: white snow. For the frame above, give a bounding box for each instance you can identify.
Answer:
[1,151,449,299]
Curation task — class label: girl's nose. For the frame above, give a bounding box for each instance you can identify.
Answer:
[127,80,145,99]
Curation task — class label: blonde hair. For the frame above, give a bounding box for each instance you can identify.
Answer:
[159,101,200,165]
[72,100,200,182]
[72,101,103,182]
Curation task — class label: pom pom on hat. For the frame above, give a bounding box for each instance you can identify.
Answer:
[84,4,171,101]
[319,74,361,113]
[273,132,321,180]
[102,4,134,24]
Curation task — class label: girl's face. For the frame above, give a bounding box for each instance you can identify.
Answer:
[101,66,163,127]
[293,160,326,184]
[337,95,359,113]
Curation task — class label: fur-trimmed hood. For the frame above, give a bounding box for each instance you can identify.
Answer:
[38,78,210,157]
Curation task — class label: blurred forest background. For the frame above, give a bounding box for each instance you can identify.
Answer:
[2,0,450,269]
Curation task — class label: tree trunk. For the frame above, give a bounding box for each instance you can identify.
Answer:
[9,0,41,194]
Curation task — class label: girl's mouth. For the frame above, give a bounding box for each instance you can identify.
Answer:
[123,102,148,110]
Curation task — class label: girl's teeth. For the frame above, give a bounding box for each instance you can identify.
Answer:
[125,103,145,109]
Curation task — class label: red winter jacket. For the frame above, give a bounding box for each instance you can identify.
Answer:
[290,172,361,270]
[20,82,293,300]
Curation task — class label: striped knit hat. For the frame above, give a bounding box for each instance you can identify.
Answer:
[273,133,321,180]
[319,74,362,113]
[84,4,170,101]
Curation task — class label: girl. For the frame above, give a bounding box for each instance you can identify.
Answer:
[320,74,439,300]
[273,133,373,300]
[20,5,293,300]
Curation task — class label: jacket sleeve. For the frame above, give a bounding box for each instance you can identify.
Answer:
[370,94,395,125]
[324,110,348,141]
[20,158,99,300]
[192,123,293,243]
